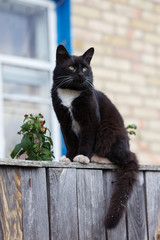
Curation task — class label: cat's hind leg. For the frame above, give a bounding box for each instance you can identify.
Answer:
[94,124,117,158]
[91,155,111,164]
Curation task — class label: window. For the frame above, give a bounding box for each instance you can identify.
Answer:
[0,0,61,160]
[0,0,49,60]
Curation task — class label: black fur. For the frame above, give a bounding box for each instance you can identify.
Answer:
[51,45,139,229]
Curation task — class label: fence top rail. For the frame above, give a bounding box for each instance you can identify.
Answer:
[0,158,160,171]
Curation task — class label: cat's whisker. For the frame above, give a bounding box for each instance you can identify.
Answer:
[86,77,93,83]
[64,81,72,89]
[56,77,73,83]
[85,79,94,90]
[61,78,73,86]
[52,84,64,93]
[52,78,73,93]
[85,80,98,98]
[86,79,93,86]
[55,75,72,79]
[55,78,73,83]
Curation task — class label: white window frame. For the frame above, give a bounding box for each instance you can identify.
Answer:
[0,0,61,161]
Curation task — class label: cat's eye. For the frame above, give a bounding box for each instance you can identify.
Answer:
[83,67,87,72]
[69,66,75,71]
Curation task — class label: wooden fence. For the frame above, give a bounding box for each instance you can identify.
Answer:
[0,158,160,240]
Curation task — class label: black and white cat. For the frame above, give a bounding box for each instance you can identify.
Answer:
[51,45,139,229]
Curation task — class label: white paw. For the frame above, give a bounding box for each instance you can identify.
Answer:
[60,155,71,163]
[73,155,90,164]
[91,155,111,164]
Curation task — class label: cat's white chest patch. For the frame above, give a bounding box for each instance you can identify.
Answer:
[57,88,81,135]
[57,88,81,108]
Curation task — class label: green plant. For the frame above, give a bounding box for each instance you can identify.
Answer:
[10,114,54,161]
[126,124,137,136]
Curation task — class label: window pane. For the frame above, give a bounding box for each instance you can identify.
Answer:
[0,1,49,60]
[3,65,50,98]
[4,100,52,158]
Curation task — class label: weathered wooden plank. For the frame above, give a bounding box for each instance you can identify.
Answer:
[77,169,106,240]
[145,172,160,240]
[0,167,22,240]
[103,171,127,240]
[21,168,49,240]
[1,158,160,171]
[0,158,115,169]
[48,168,78,240]
[0,163,159,240]
[127,172,148,240]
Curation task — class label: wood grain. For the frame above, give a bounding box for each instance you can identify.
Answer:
[48,168,78,240]
[127,172,148,240]
[103,171,127,240]
[0,161,160,239]
[77,169,106,240]
[145,172,160,240]
[1,158,160,171]
[0,167,22,240]
[21,168,49,240]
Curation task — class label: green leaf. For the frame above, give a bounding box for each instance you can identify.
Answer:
[40,155,53,161]
[21,122,29,132]
[42,142,51,150]
[10,143,22,159]
[126,124,137,130]
[27,151,38,160]
[45,136,53,146]
[35,122,41,131]
[46,127,51,136]
[33,143,39,149]
[128,130,136,135]
[17,149,26,157]
[40,147,52,156]
[21,135,32,151]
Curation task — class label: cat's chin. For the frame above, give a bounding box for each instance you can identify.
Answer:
[70,86,87,91]
[66,81,90,91]
[59,86,86,91]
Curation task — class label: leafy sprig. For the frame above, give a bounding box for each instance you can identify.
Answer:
[10,114,54,161]
[126,124,137,136]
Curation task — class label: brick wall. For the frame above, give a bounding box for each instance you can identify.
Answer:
[71,0,160,165]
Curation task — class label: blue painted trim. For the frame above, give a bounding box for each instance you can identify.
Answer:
[53,0,72,155]
[54,0,72,54]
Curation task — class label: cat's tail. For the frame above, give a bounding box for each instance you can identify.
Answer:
[105,151,139,229]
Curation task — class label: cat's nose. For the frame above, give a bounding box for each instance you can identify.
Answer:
[78,72,83,78]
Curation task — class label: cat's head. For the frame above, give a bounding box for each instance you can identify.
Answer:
[53,45,94,91]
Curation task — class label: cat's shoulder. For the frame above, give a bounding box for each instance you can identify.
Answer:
[94,89,117,111]
[94,89,110,102]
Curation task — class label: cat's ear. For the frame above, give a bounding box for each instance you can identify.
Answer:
[82,47,94,64]
[56,45,70,64]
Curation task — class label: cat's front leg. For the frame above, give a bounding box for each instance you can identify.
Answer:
[60,126,79,161]
[73,155,90,164]
[73,129,95,164]
[60,155,71,162]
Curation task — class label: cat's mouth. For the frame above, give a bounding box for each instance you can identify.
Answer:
[76,76,85,82]
[74,77,92,89]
